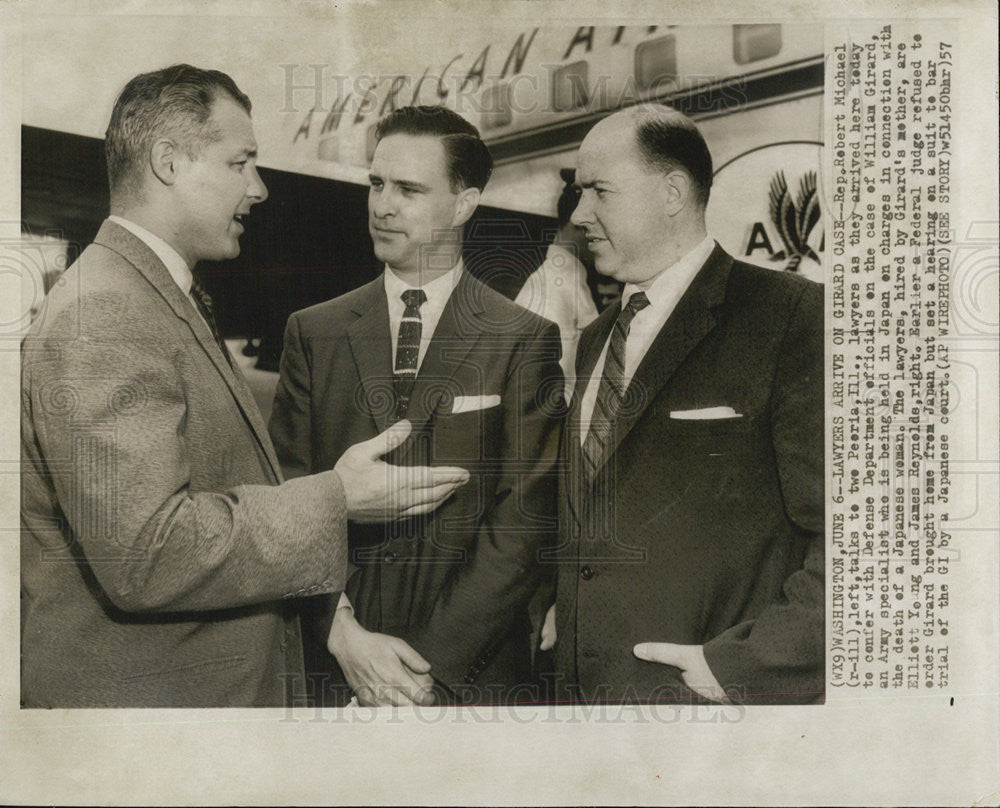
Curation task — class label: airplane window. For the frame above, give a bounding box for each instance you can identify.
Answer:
[733,24,783,64]
[317,135,339,163]
[552,61,589,112]
[635,35,677,93]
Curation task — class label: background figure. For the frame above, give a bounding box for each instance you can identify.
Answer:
[514,168,599,399]
[269,106,563,707]
[592,277,625,312]
[550,104,824,705]
[20,66,465,709]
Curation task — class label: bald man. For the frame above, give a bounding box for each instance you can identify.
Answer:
[547,105,824,705]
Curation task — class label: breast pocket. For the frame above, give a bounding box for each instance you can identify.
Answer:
[429,402,502,464]
[620,414,761,517]
[617,414,771,567]
[659,414,761,463]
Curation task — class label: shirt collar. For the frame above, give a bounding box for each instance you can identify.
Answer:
[383,258,464,307]
[108,214,194,296]
[622,235,716,310]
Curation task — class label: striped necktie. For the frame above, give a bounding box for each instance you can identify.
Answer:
[394,288,427,420]
[581,291,650,479]
[190,278,233,369]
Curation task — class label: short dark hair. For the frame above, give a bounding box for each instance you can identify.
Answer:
[105,64,251,199]
[630,106,713,208]
[374,105,493,192]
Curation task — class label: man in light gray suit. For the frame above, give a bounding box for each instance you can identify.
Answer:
[20,64,467,708]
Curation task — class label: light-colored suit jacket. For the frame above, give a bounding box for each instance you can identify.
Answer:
[21,220,347,708]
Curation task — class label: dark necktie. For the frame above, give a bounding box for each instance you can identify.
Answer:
[581,291,650,479]
[190,278,233,369]
[394,288,427,420]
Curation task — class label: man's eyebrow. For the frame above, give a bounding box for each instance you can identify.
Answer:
[235,146,257,159]
[397,178,431,190]
[369,174,431,192]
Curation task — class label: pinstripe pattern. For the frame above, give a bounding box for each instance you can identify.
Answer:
[393,288,427,420]
[581,291,649,478]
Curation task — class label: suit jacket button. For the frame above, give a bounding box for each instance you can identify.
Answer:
[384,552,397,565]
[580,565,594,580]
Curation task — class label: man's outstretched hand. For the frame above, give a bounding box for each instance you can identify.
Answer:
[334,420,469,523]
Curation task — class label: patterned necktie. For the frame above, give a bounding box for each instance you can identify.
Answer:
[190,278,233,369]
[394,288,427,420]
[581,291,650,479]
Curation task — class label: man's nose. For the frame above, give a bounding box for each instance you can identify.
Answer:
[372,188,396,219]
[570,193,591,227]
[247,166,268,204]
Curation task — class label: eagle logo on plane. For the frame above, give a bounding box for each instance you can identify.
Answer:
[706,140,825,283]
[768,169,822,273]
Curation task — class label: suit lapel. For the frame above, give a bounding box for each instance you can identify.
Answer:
[403,271,486,427]
[346,277,395,433]
[594,244,733,472]
[95,220,283,482]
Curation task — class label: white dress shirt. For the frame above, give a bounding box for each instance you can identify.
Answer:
[383,259,464,371]
[109,215,193,294]
[578,235,716,442]
[333,261,465,619]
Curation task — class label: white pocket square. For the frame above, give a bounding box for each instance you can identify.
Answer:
[670,406,742,420]
[451,394,501,414]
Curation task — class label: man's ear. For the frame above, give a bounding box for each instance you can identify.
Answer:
[662,170,694,216]
[451,187,481,228]
[149,138,180,186]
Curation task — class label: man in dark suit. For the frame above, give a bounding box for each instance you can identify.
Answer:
[545,104,824,705]
[269,106,563,707]
[20,65,467,708]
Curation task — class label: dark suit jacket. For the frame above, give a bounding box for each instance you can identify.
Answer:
[269,271,563,703]
[20,220,348,708]
[553,245,824,705]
